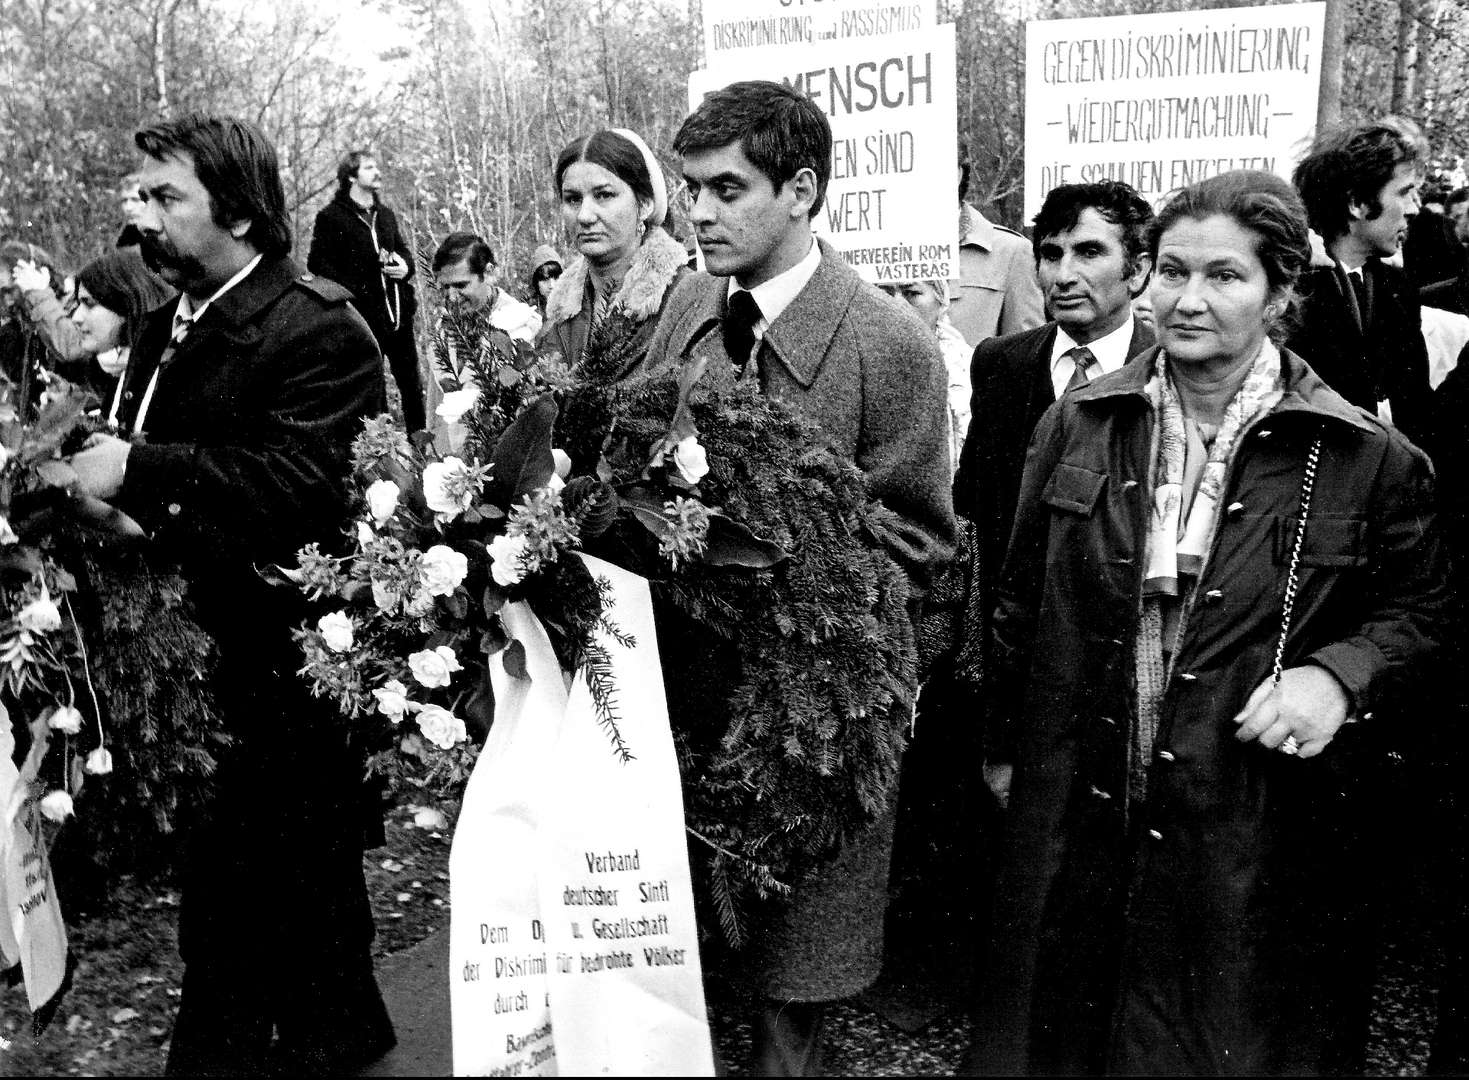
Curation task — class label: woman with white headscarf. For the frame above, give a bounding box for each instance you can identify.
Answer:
[538,129,688,374]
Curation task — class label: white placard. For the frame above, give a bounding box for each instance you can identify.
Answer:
[702,0,936,63]
[449,555,713,1077]
[1023,3,1325,217]
[691,24,960,284]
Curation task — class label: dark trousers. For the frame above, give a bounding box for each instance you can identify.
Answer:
[164,749,394,1076]
[382,322,425,433]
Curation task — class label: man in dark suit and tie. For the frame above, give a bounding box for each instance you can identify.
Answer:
[1289,120,1431,448]
[950,180,1154,800]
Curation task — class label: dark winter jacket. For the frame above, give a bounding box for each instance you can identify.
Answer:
[308,191,417,345]
[974,346,1447,1075]
[1288,260,1432,449]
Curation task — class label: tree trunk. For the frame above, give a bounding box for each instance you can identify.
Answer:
[1391,0,1414,114]
[1415,0,1436,118]
[1318,0,1347,128]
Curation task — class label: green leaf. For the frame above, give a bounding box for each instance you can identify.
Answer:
[704,513,787,568]
[486,394,557,508]
[482,586,507,617]
[259,563,305,589]
[502,639,528,679]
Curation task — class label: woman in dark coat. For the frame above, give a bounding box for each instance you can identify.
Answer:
[538,128,686,374]
[970,170,1447,1076]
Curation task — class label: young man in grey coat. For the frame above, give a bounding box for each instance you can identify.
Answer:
[641,79,956,1076]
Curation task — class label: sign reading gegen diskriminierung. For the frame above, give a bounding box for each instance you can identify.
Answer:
[1023,2,1325,217]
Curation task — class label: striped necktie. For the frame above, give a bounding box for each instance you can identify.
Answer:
[1062,346,1095,394]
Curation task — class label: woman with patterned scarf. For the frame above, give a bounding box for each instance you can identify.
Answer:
[537,129,688,378]
[967,170,1448,1076]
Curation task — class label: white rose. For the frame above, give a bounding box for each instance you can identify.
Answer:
[551,448,572,479]
[372,679,411,723]
[317,611,355,652]
[48,704,84,735]
[416,704,468,750]
[0,443,11,470]
[0,514,15,544]
[413,806,449,830]
[672,435,709,484]
[85,747,114,775]
[357,520,376,548]
[39,790,73,822]
[487,533,531,587]
[435,387,481,424]
[422,458,472,520]
[419,544,469,597]
[365,479,401,525]
[546,473,565,495]
[371,578,401,614]
[408,645,462,689]
[18,594,62,633]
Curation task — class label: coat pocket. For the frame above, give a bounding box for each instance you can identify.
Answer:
[1274,514,1368,567]
[1042,462,1107,516]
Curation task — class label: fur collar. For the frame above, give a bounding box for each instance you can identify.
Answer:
[544,228,686,327]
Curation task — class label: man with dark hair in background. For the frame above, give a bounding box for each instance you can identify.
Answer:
[431,230,541,344]
[1290,119,1432,447]
[308,149,424,431]
[891,184,1154,1010]
[644,78,955,1076]
[70,113,394,1076]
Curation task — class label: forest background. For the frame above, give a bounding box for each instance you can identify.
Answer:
[4,0,1469,300]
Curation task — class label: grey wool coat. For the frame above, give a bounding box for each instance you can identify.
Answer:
[640,238,958,1001]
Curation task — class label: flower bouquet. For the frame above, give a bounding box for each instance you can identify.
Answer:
[553,342,918,944]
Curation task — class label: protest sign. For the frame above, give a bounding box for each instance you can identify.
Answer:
[691,23,959,284]
[702,0,936,64]
[1023,2,1325,216]
[449,555,713,1077]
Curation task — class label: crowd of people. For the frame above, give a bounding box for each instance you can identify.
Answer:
[3,82,1469,1078]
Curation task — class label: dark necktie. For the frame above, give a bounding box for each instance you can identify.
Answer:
[723,289,763,372]
[1349,269,1371,330]
[1062,345,1095,394]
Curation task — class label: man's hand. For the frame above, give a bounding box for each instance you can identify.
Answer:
[70,433,131,500]
[12,259,51,294]
[1233,665,1350,759]
[982,761,1013,808]
[382,253,410,281]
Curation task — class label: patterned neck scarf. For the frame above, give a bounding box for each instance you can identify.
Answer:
[1129,339,1283,812]
[1142,340,1285,597]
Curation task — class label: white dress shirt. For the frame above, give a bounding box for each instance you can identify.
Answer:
[725,237,822,362]
[135,255,263,433]
[1048,314,1136,400]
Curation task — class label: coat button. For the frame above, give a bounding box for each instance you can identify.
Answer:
[1159,750,1176,762]
[124,390,135,401]
[1179,672,1198,681]
[167,502,182,516]
[1148,828,1164,841]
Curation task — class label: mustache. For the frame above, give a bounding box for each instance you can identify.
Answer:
[138,234,179,271]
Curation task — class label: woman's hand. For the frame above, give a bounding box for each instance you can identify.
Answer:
[1232,665,1350,758]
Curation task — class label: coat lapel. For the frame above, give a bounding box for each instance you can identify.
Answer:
[759,241,858,390]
